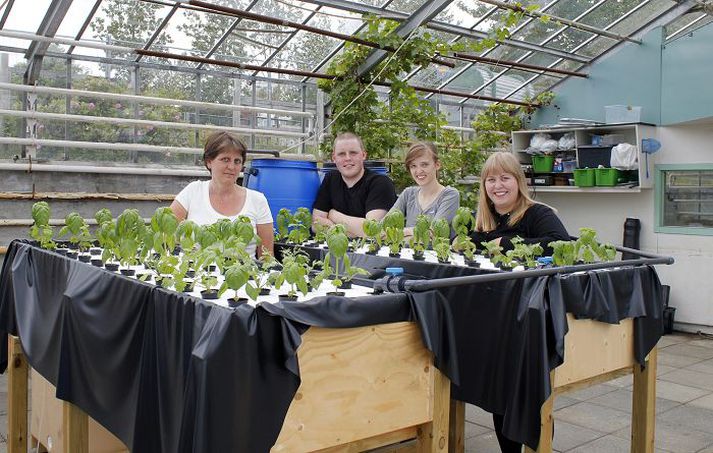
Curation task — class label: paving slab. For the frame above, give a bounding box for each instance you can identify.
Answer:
[657,405,713,435]
[566,384,619,402]
[655,380,711,403]
[552,419,605,452]
[464,420,491,439]
[662,344,713,360]
[586,388,680,414]
[686,358,713,376]
[613,419,713,453]
[658,352,707,368]
[464,403,494,429]
[688,339,713,350]
[687,393,713,411]
[464,431,501,453]
[554,401,631,433]
[658,334,693,348]
[659,369,713,391]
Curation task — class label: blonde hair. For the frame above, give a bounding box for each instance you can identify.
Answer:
[475,152,535,232]
[333,132,365,152]
[404,141,439,169]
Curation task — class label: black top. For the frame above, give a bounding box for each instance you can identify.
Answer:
[313,168,397,218]
[471,203,570,254]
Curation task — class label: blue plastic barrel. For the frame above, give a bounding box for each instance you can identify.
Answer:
[243,159,320,226]
[319,160,389,182]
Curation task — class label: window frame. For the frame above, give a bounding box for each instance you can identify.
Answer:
[655,163,713,236]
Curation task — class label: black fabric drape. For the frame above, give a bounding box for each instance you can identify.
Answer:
[0,241,665,452]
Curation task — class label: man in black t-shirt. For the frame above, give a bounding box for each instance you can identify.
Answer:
[313,132,397,237]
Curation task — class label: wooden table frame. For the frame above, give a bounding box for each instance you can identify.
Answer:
[7,322,451,453]
[449,314,658,453]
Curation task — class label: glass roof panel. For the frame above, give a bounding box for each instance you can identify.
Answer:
[386,0,432,14]
[267,29,341,71]
[606,0,677,36]
[55,1,100,38]
[2,0,52,32]
[546,28,595,53]
[544,0,604,20]
[254,0,316,22]
[576,35,617,58]
[665,12,713,42]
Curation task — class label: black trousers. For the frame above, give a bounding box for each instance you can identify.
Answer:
[493,413,523,453]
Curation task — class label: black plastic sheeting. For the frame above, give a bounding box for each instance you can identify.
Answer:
[0,241,665,451]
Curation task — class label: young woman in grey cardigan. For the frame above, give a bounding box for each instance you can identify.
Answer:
[389,141,460,237]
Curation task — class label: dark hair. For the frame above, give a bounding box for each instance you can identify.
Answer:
[203,131,247,171]
[404,141,438,169]
[333,132,365,152]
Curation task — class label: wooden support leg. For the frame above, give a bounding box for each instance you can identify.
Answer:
[525,371,555,453]
[8,335,28,453]
[632,347,657,453]
[417,365,450,452]
[62,400,89,453]
[448,399,464,453]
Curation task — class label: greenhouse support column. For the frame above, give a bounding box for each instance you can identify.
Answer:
[194,74,201,165]
[131,66,140,163]
[233,78,241,128]
[301,83,306,155]
[251,81,256,149]
[316,89,325,146]
[64,58,71,160]
[0,53,8,155]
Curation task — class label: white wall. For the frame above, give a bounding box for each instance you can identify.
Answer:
[534,122,713,333]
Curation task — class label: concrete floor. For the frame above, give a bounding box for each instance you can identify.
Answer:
[0,332,712,453]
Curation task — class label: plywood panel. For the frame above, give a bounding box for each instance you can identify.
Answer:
[554,314,636,387]
[273,322,434,452]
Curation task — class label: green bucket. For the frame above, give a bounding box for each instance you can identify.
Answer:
[532,155,555,173]
[574,168,595,187]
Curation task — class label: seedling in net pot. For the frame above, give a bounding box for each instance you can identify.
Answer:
[59,212,93,253]
[362,218,383,254]
[382,210,405,257]
[29,201,56,250]
[410,214,431,260]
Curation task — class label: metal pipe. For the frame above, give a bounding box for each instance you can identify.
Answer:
[0,109,309,138]
[0,161,209,176]
[0,192,177,201]
[0,82,314,117]
[451,53,588,78]
[0,29,132,53]
[186,0,455,68]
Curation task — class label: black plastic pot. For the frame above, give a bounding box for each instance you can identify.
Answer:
[56,248,68,256]
[120,268,136,277]
[278,294,298,301]
[89,248,102,256]
[338,281,352,290]
[325,291,345,297]
[66,251,78,260]
[90,259,104,267]
[465,260,480,268]
[184,270,196,279]
[201,289,219,300]
[412,253,425,261]
[78,254,92,263]
[388,252,401,258]
[228,297,248,308]
[259,288,271,296]
[437,258,451,264]
[105,263,120,272]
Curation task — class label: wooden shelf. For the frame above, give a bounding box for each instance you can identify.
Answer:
[528,186,644,193]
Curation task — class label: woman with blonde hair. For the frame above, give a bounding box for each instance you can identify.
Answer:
[471,151,569,254]
[389,141,460,237]
[472,151,569,453]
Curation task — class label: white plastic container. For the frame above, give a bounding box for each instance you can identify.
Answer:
[605,105,641,124]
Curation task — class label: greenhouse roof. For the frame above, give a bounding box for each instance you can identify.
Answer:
[0,0,708,106]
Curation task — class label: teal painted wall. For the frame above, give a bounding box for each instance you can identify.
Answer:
[660,24,713,124]
[533,22,713,127]
[532,27,664,127]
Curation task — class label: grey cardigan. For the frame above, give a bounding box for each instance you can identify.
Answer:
[389,186,460,228]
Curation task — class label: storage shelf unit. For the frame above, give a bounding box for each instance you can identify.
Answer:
[512,124,658,190]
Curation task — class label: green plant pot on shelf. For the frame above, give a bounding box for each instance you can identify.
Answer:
[573,168,595,187]
[532,155,555,173]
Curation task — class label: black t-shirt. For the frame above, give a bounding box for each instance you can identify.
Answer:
[471,203,570,254]
[313,168,397,218]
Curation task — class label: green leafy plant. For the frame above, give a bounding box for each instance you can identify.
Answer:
[312,222,328,244]
[273,248,310,298]
[113,209,146,270]
[219,261,251,299]
[324,224,349,288]
[451,207,477,261]
[481,238,508,267]
[548,240,576,266]
[29,201,56,250]
[574,228,617,263]
[410,214,431,258]
[506,236,543,269]
[276,208,292,241]
[287,207,312,245]
[362,218,382,254]
[58,212,93,252]
[382,210,405,256]
[244,254,280,301]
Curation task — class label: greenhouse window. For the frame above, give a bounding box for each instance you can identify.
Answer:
[656,165,713,236]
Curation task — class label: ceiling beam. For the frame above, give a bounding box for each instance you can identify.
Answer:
[23,0,74,84]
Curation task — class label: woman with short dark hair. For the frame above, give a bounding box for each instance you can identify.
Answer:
[170,131,274,257]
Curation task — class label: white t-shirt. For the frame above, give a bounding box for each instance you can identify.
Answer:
[174,180,273,256]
